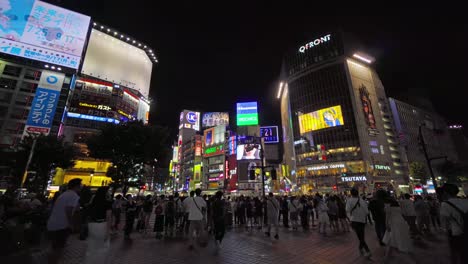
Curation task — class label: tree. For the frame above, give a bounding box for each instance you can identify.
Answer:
[409,162,428,184]
[87,121,171,194]
[14,134,76,192]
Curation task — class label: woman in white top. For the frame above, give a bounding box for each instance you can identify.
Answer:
[346,188,371,258]
[384,198,413,259]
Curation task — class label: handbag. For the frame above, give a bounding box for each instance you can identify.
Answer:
[382,230,391,245]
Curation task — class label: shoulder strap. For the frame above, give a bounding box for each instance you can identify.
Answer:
[350,199,360,215]
[268,198,278,211]
[193,197,203,214]
[445,201,464,215]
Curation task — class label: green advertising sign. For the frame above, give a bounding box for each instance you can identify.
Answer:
[237,113,259,126]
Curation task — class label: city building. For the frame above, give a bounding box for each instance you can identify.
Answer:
[0,1,91,184]
[389,98,458,186]
[278,31,405,194]
[202,125,227,192]
[448,125,468,166]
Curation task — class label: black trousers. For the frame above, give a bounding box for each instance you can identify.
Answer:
[214,218,225,242]
[125,215,135,237]
[351,222,369,252]
[374,220,386,243]
[449,234,468,264]
[282,211,289,227]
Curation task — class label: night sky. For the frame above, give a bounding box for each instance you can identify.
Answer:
[55,1,467,137]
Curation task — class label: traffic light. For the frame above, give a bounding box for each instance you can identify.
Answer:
[249,170,256,180]
[271,169,277,180]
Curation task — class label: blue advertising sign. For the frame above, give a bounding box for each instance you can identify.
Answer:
[66,112,120,124]
[0,0,91,69]
[186,112,198,124]
[260,126,279,144]
[23,70,65,136]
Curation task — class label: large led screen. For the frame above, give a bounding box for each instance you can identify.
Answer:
[202,112,229,128]
[236,101,258,126]
[298,105,344,134]
[81,29,153,97]
[237,144,261,160]
[0,0,90,69]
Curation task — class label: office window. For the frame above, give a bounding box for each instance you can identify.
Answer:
[2,65,22,77]
[19,81,38,93]
[0,77,18,90]
[24,69,41,81]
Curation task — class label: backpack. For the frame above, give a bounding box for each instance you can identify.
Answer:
[155,204,163,215]
[445,201,468,238]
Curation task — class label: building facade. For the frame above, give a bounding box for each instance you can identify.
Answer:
[279,32,405,193]
[389,98,458,184]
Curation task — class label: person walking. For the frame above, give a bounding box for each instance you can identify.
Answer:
[440,183,468,264]
[336,195,350,232]
[141,195,153,233]
[124,194,137,240]
[346,188,371,258]
[327,195,339,232]
[83,187,112,264]
[265,192,280,239]
[400,193,420,239]
[368,189,387,245]
[212,191,226,248]
[289,196,300,230]
[299,196,309,231]
[165,195,176,238]
[245,197,254,230]
[414,195,431,233]
[47,178,82,264]
[183,188,207,249]
[383,198,412,260]
[317,194,329,234]
[254,197,263,229]
[427,196,441,230]
[281,196,290,228]
[111,194,123,233]
[153,196,165,239]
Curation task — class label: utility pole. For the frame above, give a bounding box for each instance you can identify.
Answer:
[260,139,266,197]
[20,137,38,192]
[418,124,438,189]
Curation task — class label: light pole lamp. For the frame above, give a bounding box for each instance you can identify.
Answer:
[418,123,439,189]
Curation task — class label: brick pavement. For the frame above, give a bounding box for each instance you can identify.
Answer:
[4,218,451,264]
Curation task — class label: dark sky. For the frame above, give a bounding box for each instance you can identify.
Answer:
[55,1,467,137]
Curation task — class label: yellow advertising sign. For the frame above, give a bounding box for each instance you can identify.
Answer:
[298,105,344,134]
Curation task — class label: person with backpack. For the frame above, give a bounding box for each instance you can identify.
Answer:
[173,192,183,231]
[346,188,371,258]
[165,195,176,237]
[440,183,468,264]
[368,190,387,245]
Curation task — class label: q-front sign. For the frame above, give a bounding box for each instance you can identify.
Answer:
[298,34,331,53]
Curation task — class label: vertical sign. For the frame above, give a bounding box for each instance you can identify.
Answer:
[23,70,65,136]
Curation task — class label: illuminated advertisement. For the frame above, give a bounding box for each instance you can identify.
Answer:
[204,144,224,157]
[137,99,150,124]
[359,84,377,133]
[228,136,237,155]
[260,126,279,143]
[237,160,261,182]
[66,112,120,124]
[0,0,90,69]
[81,29,153,97]
[298,105,344,134]
[172,146,179,162]
[236,144,261,160]
[194,164,201,182]
[23,70,64,136]
[236,101,258,126]
[204,128,214,146]
[179,110,200,131]
[202,112,229,128]
[195,137,202,157]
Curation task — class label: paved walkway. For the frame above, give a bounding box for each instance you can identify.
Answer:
[4,221,450,264]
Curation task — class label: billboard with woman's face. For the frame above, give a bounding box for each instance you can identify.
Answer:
[298,105,344,134]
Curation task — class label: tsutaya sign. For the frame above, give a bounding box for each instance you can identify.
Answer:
[298,34,332,53]
[341,176,367,182]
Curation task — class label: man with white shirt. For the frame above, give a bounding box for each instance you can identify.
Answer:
[183,188,206,249]
[47,178,82,264]
[346,188,371,258]
[440,183,468,264]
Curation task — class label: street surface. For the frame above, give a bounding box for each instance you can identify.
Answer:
[4,215,450,264]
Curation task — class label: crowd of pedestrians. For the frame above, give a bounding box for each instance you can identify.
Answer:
[1,179,467,264]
